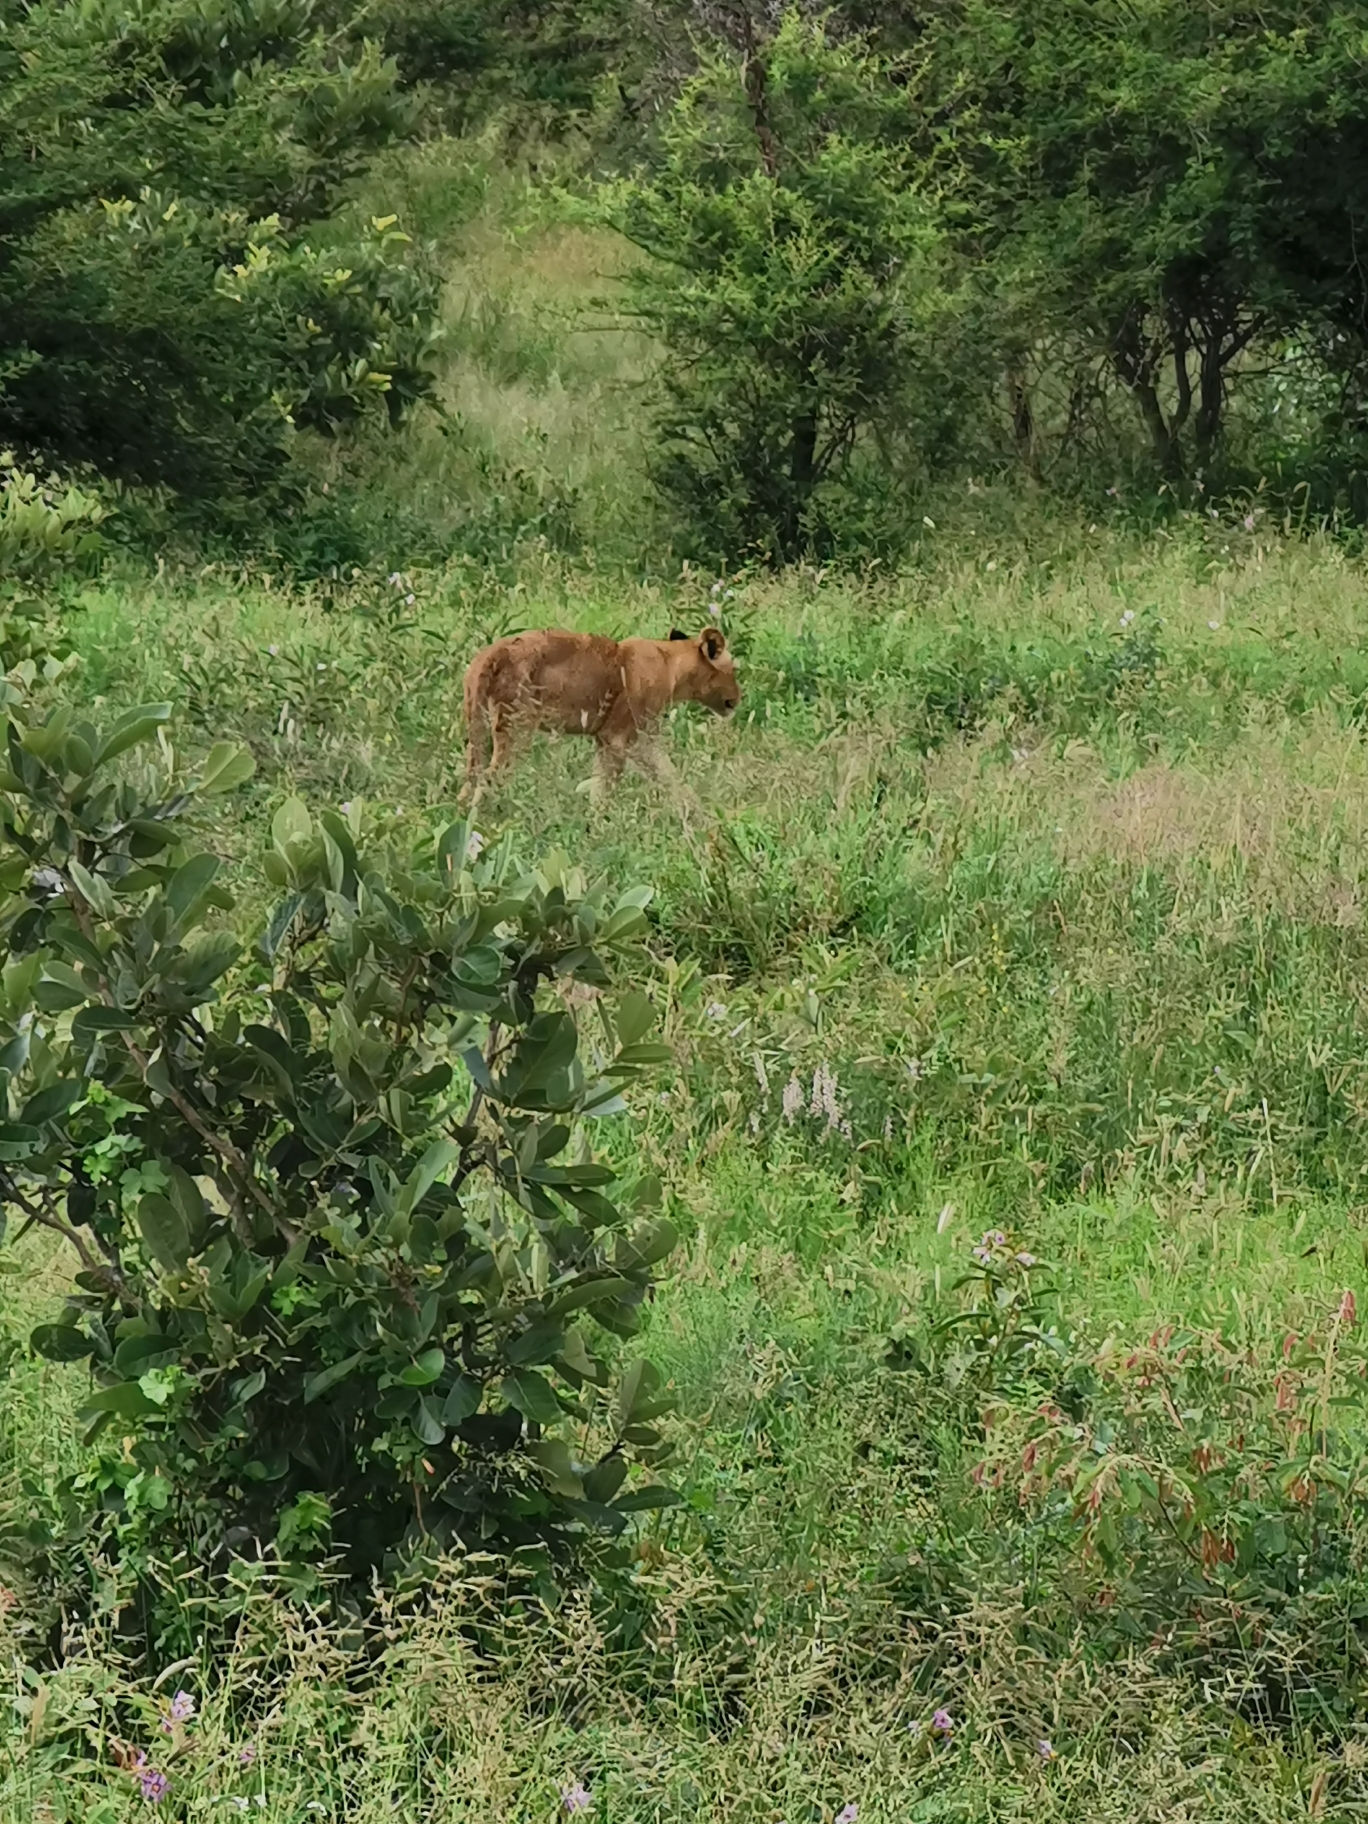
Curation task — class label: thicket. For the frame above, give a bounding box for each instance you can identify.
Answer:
[0,0,438,518]
[4,1,1367,567]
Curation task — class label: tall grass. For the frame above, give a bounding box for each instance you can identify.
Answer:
[6,516,1368,1818]
[8,139,1368,1819]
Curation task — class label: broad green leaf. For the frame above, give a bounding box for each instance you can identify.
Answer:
[198,742,256,795]
[532,1439,584,1497]
[545,1274,634,1318]
[397,1138,459,1218]
[410,1396,445,1446]
[19,1079,82,1126]
[583,1456,628,1504]
[137,1194,190,1273]
[67,860,116,920]
[613,1484,681,1514]
[505,1320,567,1367]
[165,853,220,930]
[30,1323,92,1362]
[615,1359,662,1431]
[72,1005,139,1038]
[440,1374,481,1426]
[94,703,172,767]
[0,1121,40,1160]
[304,1353,365,1403]
[396,1346,444,1387]
[614,990,656,1049]
[113,1333,177,1374]
[272,797,312,853]
[614,1218,679,1273]
[501,1367,563,1426]
[80,1381,163,1420]
[33,977,88,1013]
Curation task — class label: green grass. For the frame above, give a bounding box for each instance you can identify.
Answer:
[8,143,1368,1819]
[6,520,1368,1819]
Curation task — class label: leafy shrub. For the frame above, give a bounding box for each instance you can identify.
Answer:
[0,684,680,1618]
[0,0,438,513]
[595,13,983,564]
[0,458,108,675]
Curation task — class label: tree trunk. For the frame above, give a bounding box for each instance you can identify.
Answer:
[1194,341,1224,458]
[1112,312,1181,477]
[785,409,818,555]
[1006,362,1040,480]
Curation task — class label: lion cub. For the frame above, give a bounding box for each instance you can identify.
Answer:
[460,624,740,808]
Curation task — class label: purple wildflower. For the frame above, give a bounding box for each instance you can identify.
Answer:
[835,1807,859,1824]
[139,1767,169,1803]
[1015,1251,1038,1268]
[562,1782,592,1815]
[238,1744,257,1767]
[1243,513,1255,531]
[1038,1739,1056,1761]
[972,1247,992,1266]
[932,1708,953,1733]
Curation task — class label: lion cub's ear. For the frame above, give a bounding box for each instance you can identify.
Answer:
[699,626,727,660]
[668,627,689,641]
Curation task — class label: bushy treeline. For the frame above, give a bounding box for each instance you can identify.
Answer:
[5,0,1368,564]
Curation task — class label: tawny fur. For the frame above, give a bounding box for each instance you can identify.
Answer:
[460,625,740,807]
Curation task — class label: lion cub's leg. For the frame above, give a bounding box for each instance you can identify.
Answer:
[628,738,705,822]
[459,709,491,806]
[589,739,627,809]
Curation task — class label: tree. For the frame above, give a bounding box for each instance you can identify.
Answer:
[930,0,1368,478]
[0,0,440,508]
[596,10,975,563]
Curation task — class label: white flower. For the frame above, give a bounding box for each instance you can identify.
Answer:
[708,602,721,618]
[1208,619,1221,630]
[1243,513,1255,531]
[268,644,279,656]
[705,1001,727,1021]
[1119,610,1135,626]
[340,801,352,815]
[466,830,486,861]
[406,592,415,605]
[388,571,402,586]
[725,589,735,599]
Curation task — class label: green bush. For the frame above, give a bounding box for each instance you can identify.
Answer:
[595,12,983,564]
[0,0,439,513]
[0,458,108,676]
[0,684,680,1615]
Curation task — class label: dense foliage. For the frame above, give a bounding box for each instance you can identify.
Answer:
[0,683,678,1619]
[0,0,439,509]
[597,16,978,561]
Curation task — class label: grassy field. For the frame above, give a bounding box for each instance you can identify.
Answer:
[5,138,1368,1820]
[4,512,1368,1820]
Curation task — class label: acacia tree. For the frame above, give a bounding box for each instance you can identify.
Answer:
[931,0,1368,478]
[0,0,440,508]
